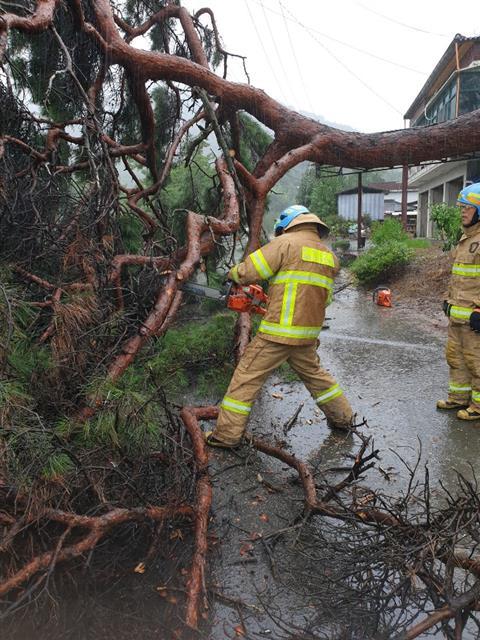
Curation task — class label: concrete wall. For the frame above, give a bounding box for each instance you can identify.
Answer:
[417,191,429,238]
[412,162,467,237]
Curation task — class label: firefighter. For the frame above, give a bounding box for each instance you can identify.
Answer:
[204,205,354,448]
[438,182,480,420]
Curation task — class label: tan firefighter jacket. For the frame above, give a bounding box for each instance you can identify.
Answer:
[446,220,480,324]
[229,224,339,345]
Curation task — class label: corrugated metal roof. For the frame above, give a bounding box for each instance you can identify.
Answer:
[404,34,480,120]
[336,186,384,196]
[366,182,403,191]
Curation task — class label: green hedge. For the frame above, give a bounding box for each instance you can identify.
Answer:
[371,218,408,244]
[350,241,413,284]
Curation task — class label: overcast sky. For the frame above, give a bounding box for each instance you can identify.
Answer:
[182,0,480,133]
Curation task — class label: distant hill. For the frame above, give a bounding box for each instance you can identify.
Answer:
[298,110,355,132]
[265,111,401,230]
[265,111,355,225]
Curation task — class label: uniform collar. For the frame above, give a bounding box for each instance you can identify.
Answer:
[285,224,320,239]
[460,220,480,240]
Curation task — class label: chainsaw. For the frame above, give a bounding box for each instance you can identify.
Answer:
[180,280,268,315]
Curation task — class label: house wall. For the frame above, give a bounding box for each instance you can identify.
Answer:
[407,42,480,123]
[417,192,429,237]
[406,39,480,237]
[337,192,384,221]
[414,164,466,237]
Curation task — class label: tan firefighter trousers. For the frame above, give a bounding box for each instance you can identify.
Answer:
[446,323,480,409]
[212,335,353,445]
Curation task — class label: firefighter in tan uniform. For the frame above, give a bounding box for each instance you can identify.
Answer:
[438,183,480,420]
[205,205,354,448]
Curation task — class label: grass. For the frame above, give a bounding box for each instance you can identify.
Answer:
[148,312,236,399]
[278,362,300,382]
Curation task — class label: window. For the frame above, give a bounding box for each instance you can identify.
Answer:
[425,79,457,124]
[412,78,457,127]
[459,68,480,115]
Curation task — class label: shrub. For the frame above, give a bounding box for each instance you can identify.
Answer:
[350,240,413,285]
[430,203,462,251]
[323,214,351,238]
[332,239,350,252]
[362,213,372,228]
[371,218,408,245]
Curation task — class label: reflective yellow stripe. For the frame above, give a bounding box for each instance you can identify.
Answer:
[472,390,480,403]
[271,270,333,292]
[258,320,321,339]
[249,249,273,279]
[449,383,472,393]
[450,305,473,320]
[302,247,335,267]
[315,384,343,405]
[229,264,240,283]
[452,263,480,277]
[220,396,252,415]
[280,282,298,326]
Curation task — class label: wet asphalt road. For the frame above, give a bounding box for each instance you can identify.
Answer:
[208,283,480,640]
[250,284,480,491]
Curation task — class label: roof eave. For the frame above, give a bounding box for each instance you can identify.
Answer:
[403,34,480,120]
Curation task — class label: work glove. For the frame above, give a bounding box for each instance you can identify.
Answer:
[469,310,480,332]
[442,300,452,317]
[228,264,240,284]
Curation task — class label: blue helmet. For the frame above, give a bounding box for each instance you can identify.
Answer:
[274,205,310,236]
[458,182,480,226]
[457,182,480,212]
[273,205,329,237]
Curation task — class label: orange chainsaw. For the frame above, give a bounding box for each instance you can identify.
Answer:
[181,281,268,315]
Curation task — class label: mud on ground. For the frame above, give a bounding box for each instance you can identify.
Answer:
[386,245,452,317]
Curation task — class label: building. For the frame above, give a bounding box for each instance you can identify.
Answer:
[337,186,385,221]
[404,34,480,238]
[336,182,418,233]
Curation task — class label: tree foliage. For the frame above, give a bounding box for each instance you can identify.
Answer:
[371,217,409,244]
[1,2,480,633]
[298,165,401,217]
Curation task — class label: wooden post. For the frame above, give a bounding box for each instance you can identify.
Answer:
[357,172,362,251]
[401,165,408,231]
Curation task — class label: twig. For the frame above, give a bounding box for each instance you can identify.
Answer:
[283,402,304,435]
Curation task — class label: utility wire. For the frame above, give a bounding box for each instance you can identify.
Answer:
[258,0,294,108]
[244,0,290,106]
[278,0,314,113]
[355,1,450,38]
[250,0,428,75]
[279,2,404,118]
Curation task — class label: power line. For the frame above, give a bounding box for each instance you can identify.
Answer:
[250,0,428,75]
[244,0,290,106]
[279,2,404,118]
[258,0,293,107]
[278,0,314,112]
[355,2,450,38]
